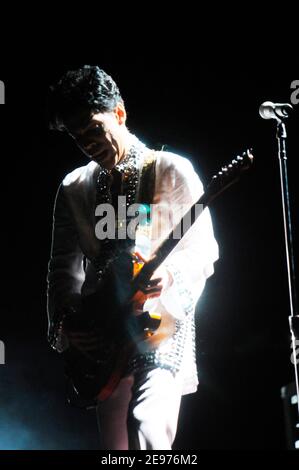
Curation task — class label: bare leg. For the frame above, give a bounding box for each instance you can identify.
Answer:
[96,375,134,450]
[96,368,182,450]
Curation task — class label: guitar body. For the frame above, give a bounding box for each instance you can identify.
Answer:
[62,332,132,404]
[62,252,164,405]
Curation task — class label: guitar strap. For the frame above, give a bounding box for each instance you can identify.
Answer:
[137,150,157,208]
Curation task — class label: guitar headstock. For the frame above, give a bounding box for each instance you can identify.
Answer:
[206,149,254,201]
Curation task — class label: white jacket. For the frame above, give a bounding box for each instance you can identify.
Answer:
[47,142,219,395]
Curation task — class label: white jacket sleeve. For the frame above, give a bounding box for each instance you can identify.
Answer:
[144,152,219,320]
[46,184,85,347]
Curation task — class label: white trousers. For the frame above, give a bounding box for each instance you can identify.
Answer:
[96,367,182,450]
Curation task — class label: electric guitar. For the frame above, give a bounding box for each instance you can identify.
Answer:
[62,149,254,407]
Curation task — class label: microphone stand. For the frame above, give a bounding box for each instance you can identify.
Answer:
[276,118,299,417]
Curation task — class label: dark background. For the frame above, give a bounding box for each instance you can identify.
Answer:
[0,62,298,450]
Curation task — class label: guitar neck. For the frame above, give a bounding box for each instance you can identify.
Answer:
[130,150,253,295]
[133,192,207,284]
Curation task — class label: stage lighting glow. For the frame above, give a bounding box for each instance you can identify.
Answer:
[291,395,298,405]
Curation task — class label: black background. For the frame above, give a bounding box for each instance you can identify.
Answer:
[0,60,298,450]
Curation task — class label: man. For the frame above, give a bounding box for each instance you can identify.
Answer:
[47,65,219,450]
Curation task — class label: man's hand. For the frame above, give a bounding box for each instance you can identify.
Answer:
[131,253,173,311]
[152,266,173,291]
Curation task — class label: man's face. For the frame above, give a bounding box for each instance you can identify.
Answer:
[67,104,127,170]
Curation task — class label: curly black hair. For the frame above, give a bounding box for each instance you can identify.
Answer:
[47,65,124,132]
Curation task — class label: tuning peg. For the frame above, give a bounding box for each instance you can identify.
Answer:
[245,148,254,160]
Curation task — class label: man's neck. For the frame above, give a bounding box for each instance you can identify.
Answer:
[117,131,135,166]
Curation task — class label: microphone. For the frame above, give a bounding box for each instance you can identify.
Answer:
[259,101,293,120]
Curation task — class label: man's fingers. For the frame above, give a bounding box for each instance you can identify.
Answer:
[146,285,162,293]
[140,287,163,296]
[139,278,163,293]
[149,277,163,286]
[146,292,162,299]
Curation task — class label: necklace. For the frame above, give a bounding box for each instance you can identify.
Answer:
[92,135,146,280]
